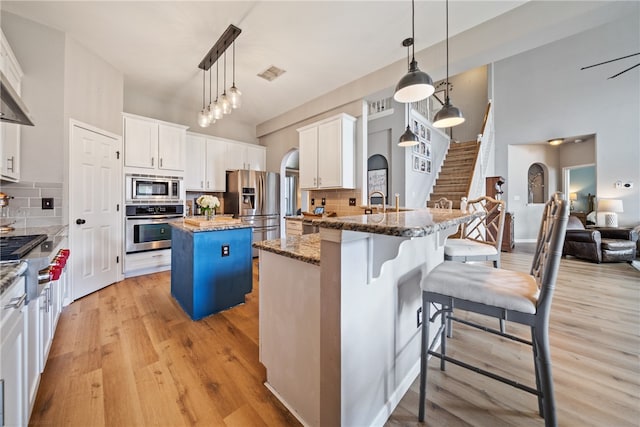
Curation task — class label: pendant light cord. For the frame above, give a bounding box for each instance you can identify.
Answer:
[202,69,205,108]
[445,0,450,102]
[208,65,212,104]
[216,54,219,100]
[411,0,415,61]
[223,51,227,93]
[232,41,236,85]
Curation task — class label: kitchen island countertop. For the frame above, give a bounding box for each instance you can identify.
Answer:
[170,219,252,233]
[253,233,320,265]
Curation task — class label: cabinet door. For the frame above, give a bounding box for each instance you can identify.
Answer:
[317,119,342,188]
[225,142,246,170]
[0,122,20,181]
[205,139,226,192]
[39,285,53,372]
[26,297,40,414]
[246,145,266,171]
[0,302,26,426]
[158,123,185,171]
[124,116,158,169]
[185,134,205,191]
[299,127,318,189]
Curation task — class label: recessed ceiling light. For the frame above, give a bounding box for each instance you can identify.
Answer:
[257,65,286,82]
[574,138,583,143]
[548,138,564,146]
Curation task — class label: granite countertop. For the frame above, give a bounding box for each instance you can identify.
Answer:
[0,261,28,296]
[284,216,304,222]
[253,233,321,265]
[170,219,253,233]
[310,208,482,237]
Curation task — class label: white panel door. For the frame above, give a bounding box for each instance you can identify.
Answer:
[299,127,318,189]
[70,123,120,300]
[205,138,226,191]
[185,134,205,191]
[318,118,342,188]
[158,123,185,171]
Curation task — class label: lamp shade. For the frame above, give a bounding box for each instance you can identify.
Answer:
[398,125,419,147]
[598,199,623,212]
[394,60,435,103]
[433,101,465,128]
[570,192,578,201]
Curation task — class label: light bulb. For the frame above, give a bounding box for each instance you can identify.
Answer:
[229,85,242,109]
[220,93,232,115]
[197,108,210,127]
[213,100,223,120]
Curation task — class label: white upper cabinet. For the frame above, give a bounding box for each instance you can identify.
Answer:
[297,113,356,190]
[225,141,265,171]
[185,133,226,192]
[0,29,24,182]
[123,113,187,174]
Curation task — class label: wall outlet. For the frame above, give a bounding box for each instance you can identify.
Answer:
[221,244,230,257]
[349,198,356,206]
[321,198,326,206]
[42,197,54,210]
[311,198,315,206]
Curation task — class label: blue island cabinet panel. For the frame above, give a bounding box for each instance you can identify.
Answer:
[171,227,253,320]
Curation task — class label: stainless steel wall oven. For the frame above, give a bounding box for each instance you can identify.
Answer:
[125,204,184,253]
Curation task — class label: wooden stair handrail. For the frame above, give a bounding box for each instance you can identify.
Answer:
[479,100,492,138]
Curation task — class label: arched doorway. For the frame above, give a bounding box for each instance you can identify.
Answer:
[279,148,300,238]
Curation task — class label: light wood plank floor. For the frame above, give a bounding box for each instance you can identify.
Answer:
[30,251,640,426]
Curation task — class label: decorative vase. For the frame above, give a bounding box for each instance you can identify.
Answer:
[205,210,213,220]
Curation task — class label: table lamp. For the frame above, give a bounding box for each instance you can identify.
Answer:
[598,199,623,227]
[569,192,577,211]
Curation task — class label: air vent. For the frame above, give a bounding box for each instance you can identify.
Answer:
[257,65,286,82]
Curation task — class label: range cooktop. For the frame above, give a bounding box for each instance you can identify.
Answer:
[0,234,48,260]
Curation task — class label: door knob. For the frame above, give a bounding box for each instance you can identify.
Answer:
[76,218,86,225]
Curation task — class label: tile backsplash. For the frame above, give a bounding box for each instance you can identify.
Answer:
[0,181,63,228]
[307,189,364,216]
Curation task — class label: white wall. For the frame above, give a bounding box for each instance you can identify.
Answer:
[495,12,639,237]
[1,12,65,184]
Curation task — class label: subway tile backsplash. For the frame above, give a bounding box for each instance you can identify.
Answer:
[0,181,63,228]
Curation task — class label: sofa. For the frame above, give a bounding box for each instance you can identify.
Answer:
[563,216,638,263]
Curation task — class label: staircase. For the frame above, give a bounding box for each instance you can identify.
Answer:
[427,140,480,209]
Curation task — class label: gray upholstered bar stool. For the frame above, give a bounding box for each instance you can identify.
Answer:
[418,192,569,427]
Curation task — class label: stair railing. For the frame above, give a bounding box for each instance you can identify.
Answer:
[466,101,494,201]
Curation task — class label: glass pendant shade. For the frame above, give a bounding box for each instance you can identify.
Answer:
[433,100,465,128]
[220,93,232,114]
[398,125,419,147]
[213,99,223,120]
[229,85,242,109]
[394,60,435,103]
[197,109,210,127]
[206,103,216,124]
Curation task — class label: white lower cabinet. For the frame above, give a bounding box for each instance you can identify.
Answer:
[26,296,41,418]
[125,249,171,278]
[0,276,27,426]
[39,283,53,372]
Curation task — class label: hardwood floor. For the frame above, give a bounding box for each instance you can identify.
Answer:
[30,251,640,426]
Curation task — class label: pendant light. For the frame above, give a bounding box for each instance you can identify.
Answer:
[220,51,232,114]
[212,58,223,120]
[398,104,419,147]
[394,0,434,103]
[197,69,210,127]
[206,67,216,125]
[229,40,242,109]
[433,0,465,128]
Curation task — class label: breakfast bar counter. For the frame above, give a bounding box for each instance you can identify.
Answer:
[257,208,480,427]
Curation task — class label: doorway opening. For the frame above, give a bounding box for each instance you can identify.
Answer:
[279,148,300,238]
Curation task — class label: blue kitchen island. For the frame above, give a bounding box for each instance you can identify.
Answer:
[170,219,253,320]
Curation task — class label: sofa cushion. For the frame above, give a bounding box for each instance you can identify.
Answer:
[601,239,636,250]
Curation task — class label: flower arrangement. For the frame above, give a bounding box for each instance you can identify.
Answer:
[196,195,220,218]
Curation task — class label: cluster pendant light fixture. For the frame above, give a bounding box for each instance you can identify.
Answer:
[433,0,465,128]
[394,0,434,104]
[197,25,242,127]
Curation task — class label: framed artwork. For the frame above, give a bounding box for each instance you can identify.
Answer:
[426,159,432,174]
[412,155,420,172]
[425,142,431,159]
[368,168,388,197]
[420,158,426,172]
[419,141,426,155]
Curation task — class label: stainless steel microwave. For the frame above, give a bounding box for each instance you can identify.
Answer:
[125,174,181,202]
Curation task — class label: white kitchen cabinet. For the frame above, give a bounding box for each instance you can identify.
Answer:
[0,276,27,426]
[26,296,41,418]
[297,113,356,190]
[1,29,24,182]
[123,113,187,174]
[225,141,265,171]
[124,249,171,278]
[39,283,53,372]
[185,133,226,192]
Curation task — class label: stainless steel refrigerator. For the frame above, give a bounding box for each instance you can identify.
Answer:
[225,170,280,257]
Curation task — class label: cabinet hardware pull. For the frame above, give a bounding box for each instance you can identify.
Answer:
[151,157,154,167]
[160,158,163,167]
[3,293,26,310]
[201,181,204,188]
[7,156,15,172]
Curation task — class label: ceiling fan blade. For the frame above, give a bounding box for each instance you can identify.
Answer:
[580,52,640,70]
[608,62,640,79]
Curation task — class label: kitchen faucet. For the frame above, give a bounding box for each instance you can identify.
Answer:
[368,191,386,213]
